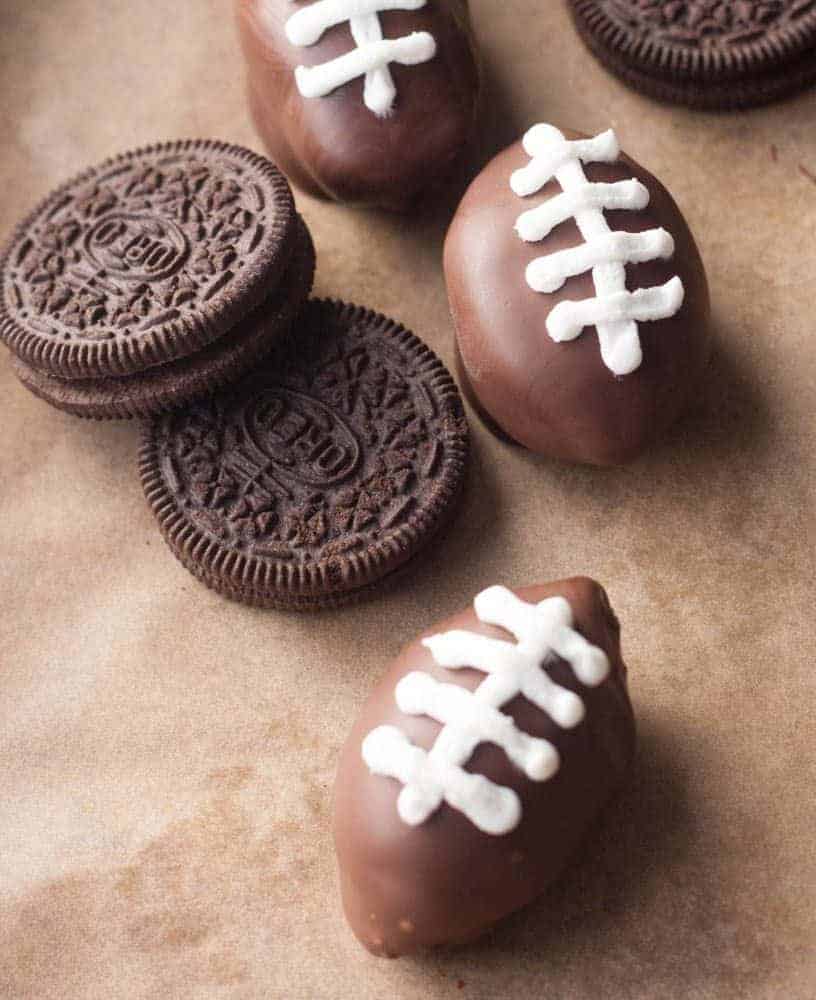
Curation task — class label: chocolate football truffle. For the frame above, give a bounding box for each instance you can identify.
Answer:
[444,123,711,465]
[333,578,636,955]
[235,0,480,211]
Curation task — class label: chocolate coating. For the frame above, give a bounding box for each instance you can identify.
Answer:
[235,0,480,211]
[333,578,636,955]
[444,130,711,465]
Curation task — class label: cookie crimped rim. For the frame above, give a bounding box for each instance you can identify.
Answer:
[12,218,315,421]
[157,478,463,612]
[568,0,816,82]
[570,40,816,109]
[138,298,470,607]
[0,138,296,380]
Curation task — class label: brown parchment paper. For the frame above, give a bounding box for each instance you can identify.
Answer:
[1,3,815,998]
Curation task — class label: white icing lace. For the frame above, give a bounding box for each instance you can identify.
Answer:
[511,124,684,376]
[285,0,436,117]
[362,586,610,836]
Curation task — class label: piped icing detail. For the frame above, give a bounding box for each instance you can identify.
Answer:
[362,586,610,836]
[284,0,437,117]
[510,124,684,376]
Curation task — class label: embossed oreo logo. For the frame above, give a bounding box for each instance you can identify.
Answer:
[247,389,360,487]
[85,213,189,281]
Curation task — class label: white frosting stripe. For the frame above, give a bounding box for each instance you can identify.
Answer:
[294,32,434,99]
[548,278,685,341]
[422,629,586,729]
[396,672,560,780]
[362,586,611,836]
[285,0,436,117]
[350,13,392,116]
[510,127,620,198]
[511,123,684,376]
[515,180,650,242]
[286,0,427,45]
[362,725,522,834]
[526,229,676,294]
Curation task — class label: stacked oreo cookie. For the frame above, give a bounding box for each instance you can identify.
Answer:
[0,140,314,419]
[567,0,816,109]
[0,141,470,610]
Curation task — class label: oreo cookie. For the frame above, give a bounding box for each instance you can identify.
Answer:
[139,300,469,610]
[1,140,312,417]
[567,0,816,109]
[12,219,315,420]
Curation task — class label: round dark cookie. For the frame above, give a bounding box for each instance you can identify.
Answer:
[0,139,296,379]
[12,217,315,420]
[567,0,816,109]
[139,299,469,610]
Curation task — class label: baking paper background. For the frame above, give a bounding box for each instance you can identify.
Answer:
[1,2,814,997]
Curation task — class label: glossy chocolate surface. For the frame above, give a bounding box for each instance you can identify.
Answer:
[333,578,636,955]
[444,131,711,465]
[236,0,480,210]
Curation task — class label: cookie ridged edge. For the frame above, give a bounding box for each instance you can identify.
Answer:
[0,139,296,380]
[150,473,463,613]
[138,299,470,609]
[568,0,816,107]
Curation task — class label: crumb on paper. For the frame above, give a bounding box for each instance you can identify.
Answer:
[799,164,816,185]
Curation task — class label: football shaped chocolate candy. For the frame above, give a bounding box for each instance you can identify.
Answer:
[236,0,480,211]
[333,578,636,955]
[445,124,710,465]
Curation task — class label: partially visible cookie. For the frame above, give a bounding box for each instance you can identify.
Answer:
[139,299,469,610]
[12,218,315,420]
[567,0,816,109]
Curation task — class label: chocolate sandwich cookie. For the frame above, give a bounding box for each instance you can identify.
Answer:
[1,140,311,417]
[567,0,816,109]
[11,219,315,420]
[139,299,469,610]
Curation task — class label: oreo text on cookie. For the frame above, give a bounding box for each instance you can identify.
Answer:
[84,213,189,282]
[247,388,361,487]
